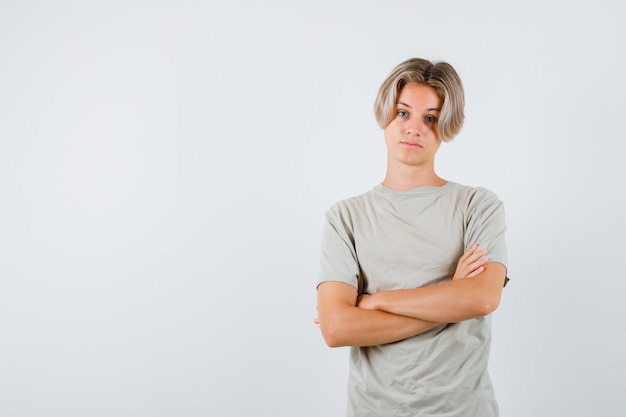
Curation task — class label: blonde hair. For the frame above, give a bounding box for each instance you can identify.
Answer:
[374,58,465,142]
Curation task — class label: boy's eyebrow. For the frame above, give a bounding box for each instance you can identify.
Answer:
[397,101,441,112]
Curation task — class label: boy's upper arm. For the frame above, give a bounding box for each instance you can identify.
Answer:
[317,281,358,311]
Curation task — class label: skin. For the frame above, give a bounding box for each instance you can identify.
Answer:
[316,82,507,348]
[382,82,446,190]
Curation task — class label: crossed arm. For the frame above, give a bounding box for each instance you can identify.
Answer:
[316,244,507,348]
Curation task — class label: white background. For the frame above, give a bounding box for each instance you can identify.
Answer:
[1,1,624,416]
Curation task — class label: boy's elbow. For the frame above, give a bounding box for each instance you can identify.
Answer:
[473,271,505,316]
[320,325,344,348]
[475,293,501,316]
[319,316,349,348]
[475,302,498,317]
[476,263,506,316]
[323,336,343,348]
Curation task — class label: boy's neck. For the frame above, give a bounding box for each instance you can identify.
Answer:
[382,165,446,191]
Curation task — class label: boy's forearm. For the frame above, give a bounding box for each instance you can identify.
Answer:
[320,305,440,347]
[364,263,506,323]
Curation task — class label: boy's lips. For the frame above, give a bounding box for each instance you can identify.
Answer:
[400,141,423,148]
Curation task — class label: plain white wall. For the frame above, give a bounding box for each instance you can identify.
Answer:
[1,1,624,416]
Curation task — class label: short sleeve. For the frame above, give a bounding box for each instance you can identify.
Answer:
[464,188,508,277]
[317,206,360,290]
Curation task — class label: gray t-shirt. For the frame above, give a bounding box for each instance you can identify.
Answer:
[318,182,508,417]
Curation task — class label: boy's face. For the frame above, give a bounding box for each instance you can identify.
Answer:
[383,83,442,170]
